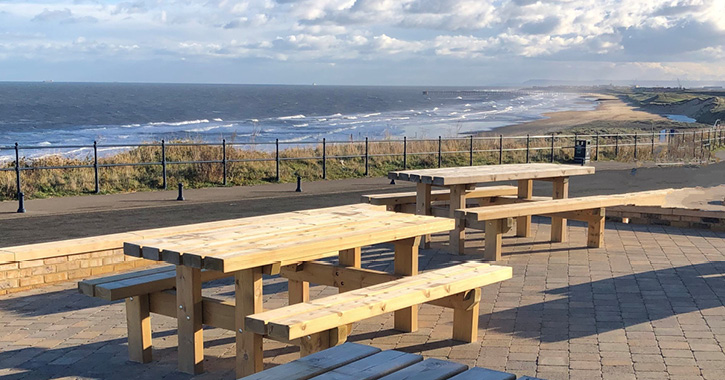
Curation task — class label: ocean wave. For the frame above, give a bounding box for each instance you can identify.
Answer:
[120,124,141,128]
[277,114,306,120]
[293,123,309,128]
[149,119,210,126]
[362,113,381,118]
[213,118,223,122]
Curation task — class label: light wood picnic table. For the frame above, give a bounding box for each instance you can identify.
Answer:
[123,203,454,377]
[388,163,595,254]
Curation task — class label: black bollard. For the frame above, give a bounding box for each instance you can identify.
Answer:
[390,178,395,185]
[17,192,26,213]
[177,183,185,201]
[295,175,302,192]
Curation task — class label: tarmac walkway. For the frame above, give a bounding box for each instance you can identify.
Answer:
[2,160,725,246]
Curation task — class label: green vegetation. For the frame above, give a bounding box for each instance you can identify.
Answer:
[2,130,720,202]
[620,89,725,125]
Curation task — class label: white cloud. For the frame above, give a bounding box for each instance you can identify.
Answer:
[0,0,724,82]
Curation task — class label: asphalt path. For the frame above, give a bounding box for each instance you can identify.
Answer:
[1,160,723,246]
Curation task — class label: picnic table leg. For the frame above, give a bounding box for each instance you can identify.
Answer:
[236,268,264,378]
[339,247,362,292]
[551,177,569,242]
[176,266,203,374]
[394,236,421,332]
[288,279,309,304]
[416,183,433,248]
[126,294,152,363]
[587,208,606,248]
[449,184,467,254]
[516,179,533,237]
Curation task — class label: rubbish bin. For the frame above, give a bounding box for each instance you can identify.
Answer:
[574,139,590,165]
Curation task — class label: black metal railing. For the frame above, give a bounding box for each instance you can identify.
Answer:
[1,127,722,212]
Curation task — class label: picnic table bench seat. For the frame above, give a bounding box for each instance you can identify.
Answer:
[78,265,233,363]
[455,189,673,260]
[239,342,543,380]
[361,185,519,213]
[247,262,512,356]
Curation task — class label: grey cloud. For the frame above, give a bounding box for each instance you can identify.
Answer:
[31,8,97,23]
[518,16,559,35]
[654,3,706,16]
[620,20,725,58]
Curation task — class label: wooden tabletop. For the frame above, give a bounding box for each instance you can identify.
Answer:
[124,204,454,273]
[240,342,542,380]
[388,163,595,186]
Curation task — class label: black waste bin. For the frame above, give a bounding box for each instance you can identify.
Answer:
[574,139,591,165]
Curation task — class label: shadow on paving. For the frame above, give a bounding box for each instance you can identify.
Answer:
[480,260,725,343]
[0,329,239,380]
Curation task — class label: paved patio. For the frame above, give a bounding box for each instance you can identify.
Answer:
[1,218,724,380]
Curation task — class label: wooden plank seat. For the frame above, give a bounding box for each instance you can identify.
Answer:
[239,342,537,380]
[247,262,512,356]
[78,265,233,363]
[455,189,673,260]
[361,185,519,212]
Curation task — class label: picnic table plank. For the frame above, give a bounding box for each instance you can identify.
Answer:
[309,350,423,380]
[447,367,516,380]
[377,358,467,380]
[459,189,672,221]
[246,262,492,335]
[261,264,513,340]
[238,342,380,380]
[126,204,455,273]
[389,163,594,186]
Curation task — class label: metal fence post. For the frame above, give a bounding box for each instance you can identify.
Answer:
[161,140,167,190]
[526,134,530,163]
[403,136,407,170]
[364,137,369,176]
[14,142,22,200]
[700,130,704,157]
[498,135,503,164]
[322,138,327,179]
[634,133,638,160]
[438,136,442,168]
[275,139,280,182]
[93,141,99,194]
[469,135,474,166]
[695,130,699,158]
[615,134,619,158]
[651,131,655,157]
[595,133,599,161]
[550,134,555,163]
[222,139,227,186]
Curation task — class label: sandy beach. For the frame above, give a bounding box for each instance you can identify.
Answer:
[491,93,673,135]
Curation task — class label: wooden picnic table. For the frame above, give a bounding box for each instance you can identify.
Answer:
[123,203,455,377]
[240,342,545,380]
[388,163,595,254]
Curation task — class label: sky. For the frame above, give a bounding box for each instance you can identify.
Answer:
[1,0,725,85]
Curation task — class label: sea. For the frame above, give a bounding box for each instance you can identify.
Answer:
[0,82,596,160]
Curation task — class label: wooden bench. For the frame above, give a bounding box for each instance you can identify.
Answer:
[361,185,519,215]
[247,262,512,356]
[455,189,673,260]
[239,342,542,380]
[78,265,233,363]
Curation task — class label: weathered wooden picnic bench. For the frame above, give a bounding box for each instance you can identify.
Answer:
[455,189,673,260]
[239,342,544,380]
[247,261,511,355]
[80,204,512,377]
[386,164,596,254]
[362,185,519,213]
